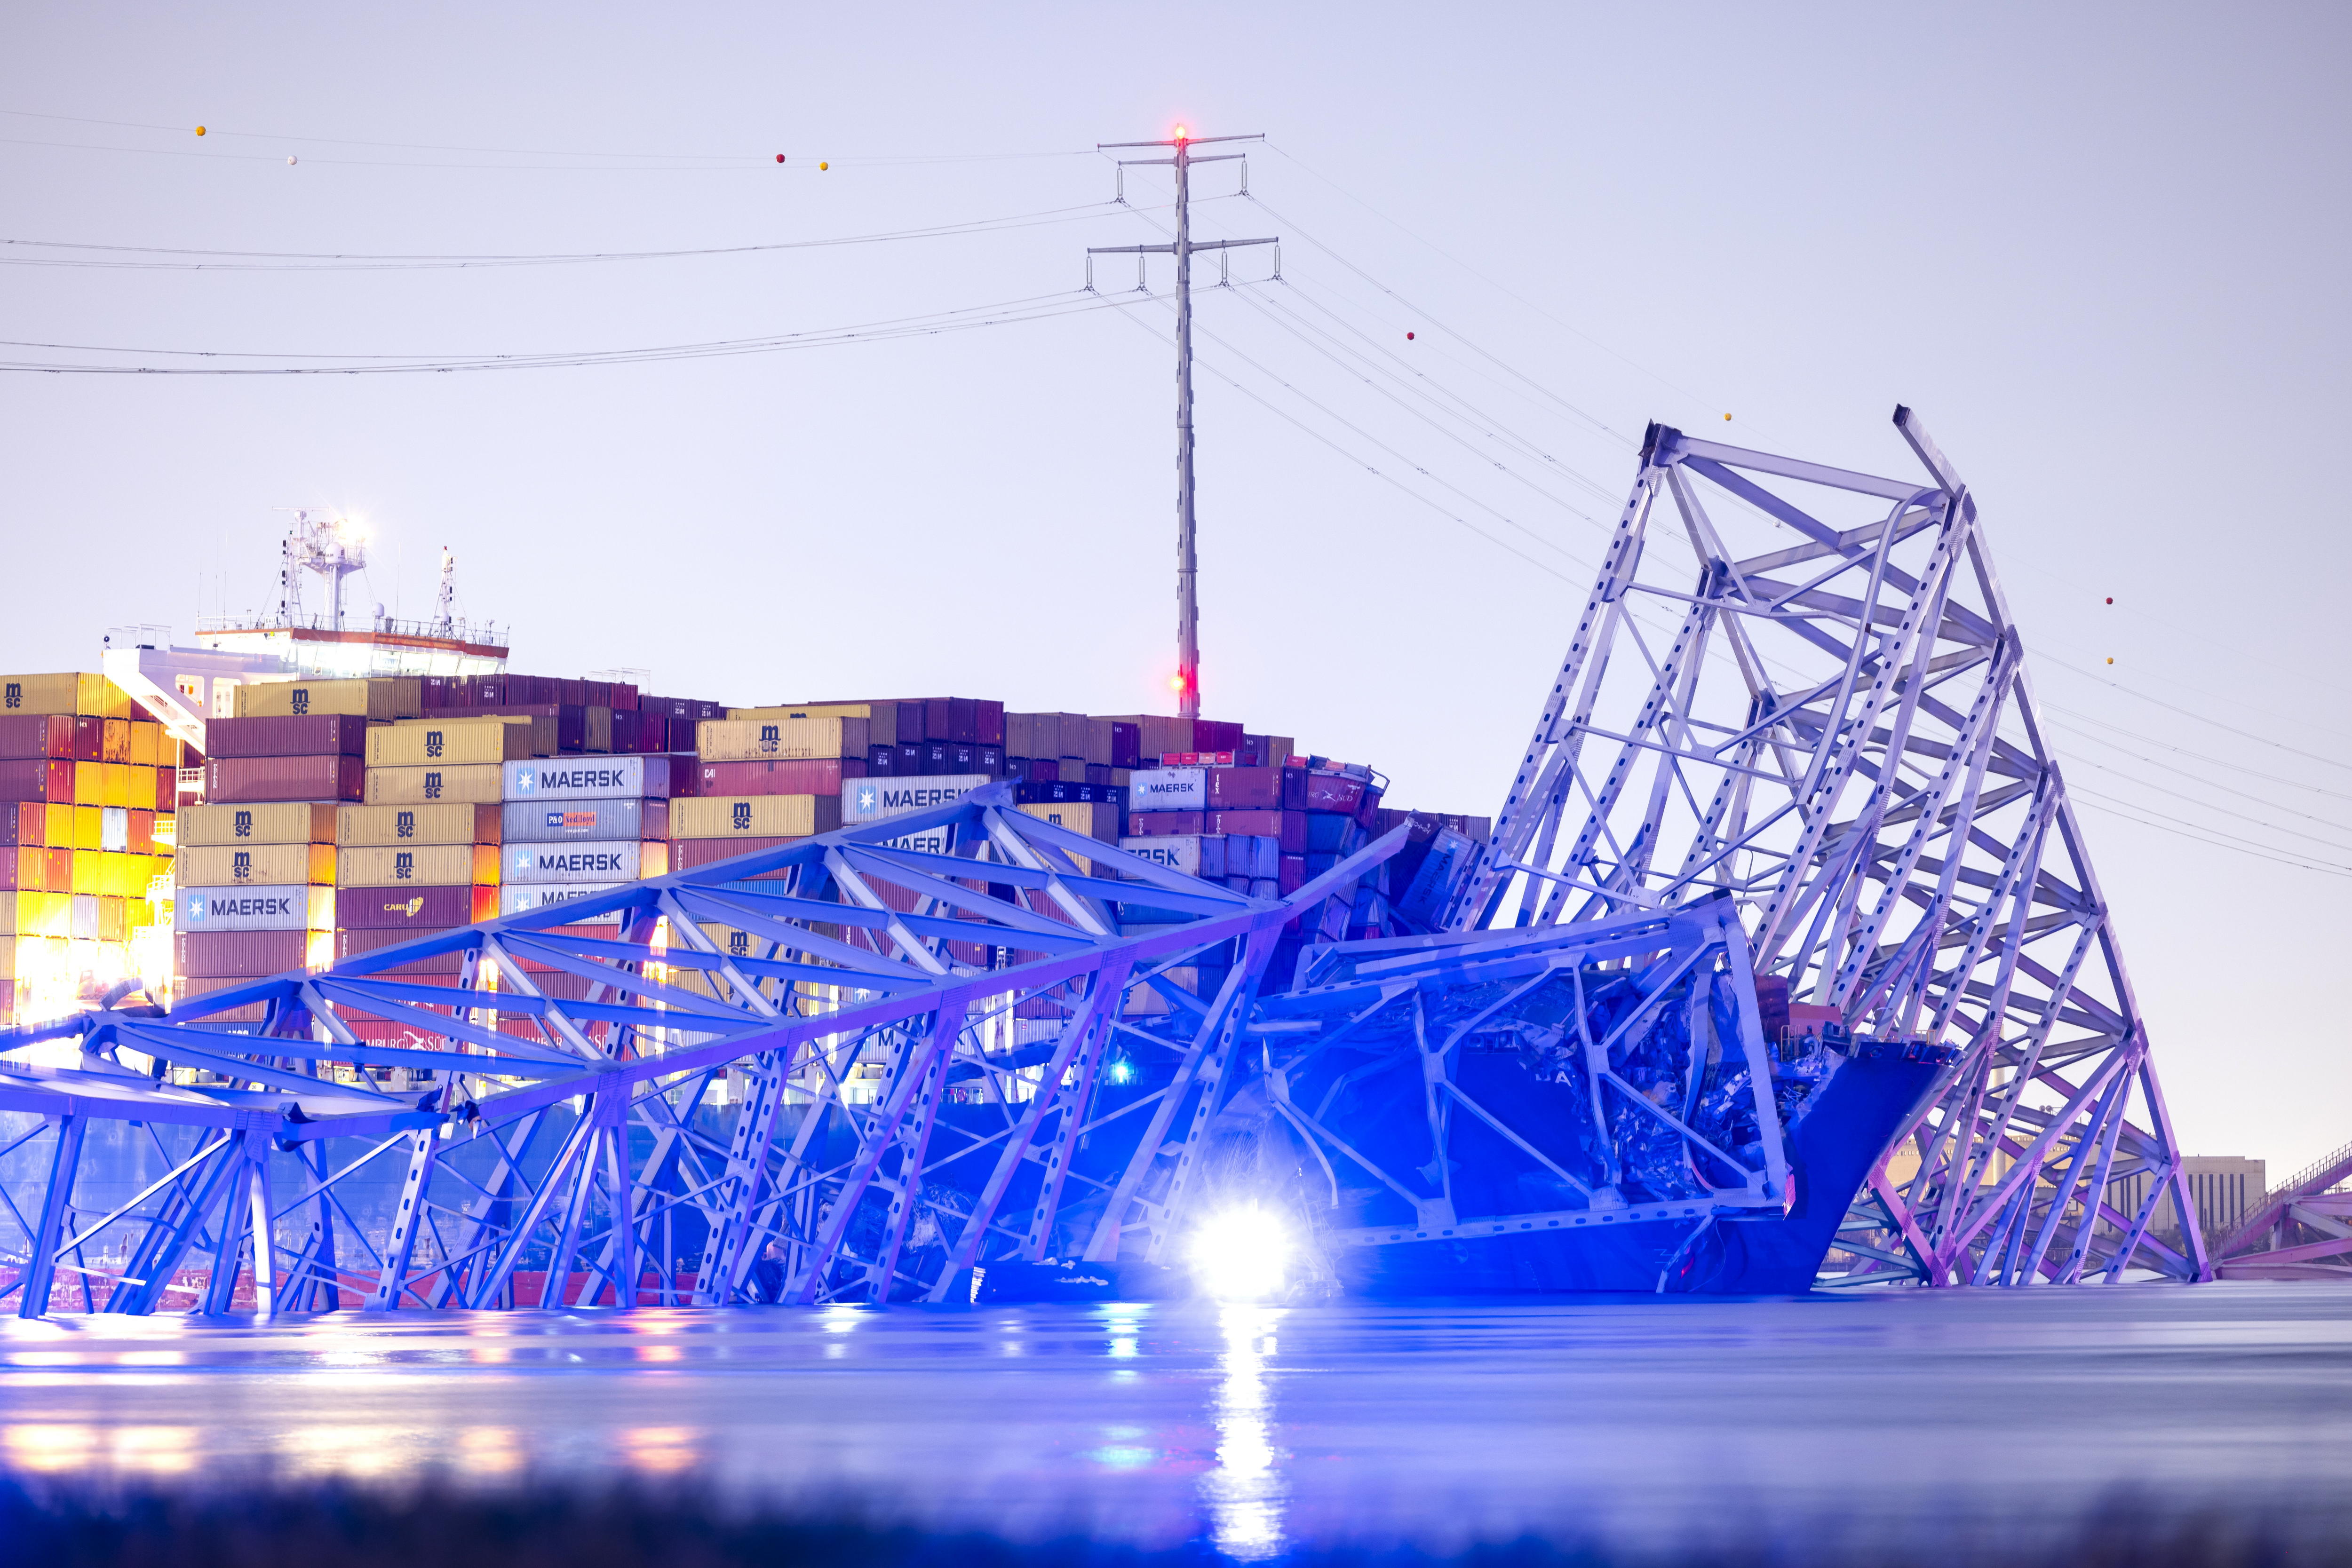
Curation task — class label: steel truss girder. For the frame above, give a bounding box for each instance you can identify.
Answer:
[1443,406,2207,1288]
[0,785,1400,1315]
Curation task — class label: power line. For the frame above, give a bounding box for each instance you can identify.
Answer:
[2070,789,2352,879]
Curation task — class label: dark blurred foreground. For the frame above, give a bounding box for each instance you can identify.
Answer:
[0,1481,2339,1568]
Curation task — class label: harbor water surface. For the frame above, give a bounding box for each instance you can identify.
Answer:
[3,1280,2346,1559]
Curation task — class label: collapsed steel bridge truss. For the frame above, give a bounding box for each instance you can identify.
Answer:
[0,788,1396,1316]
[1443,407,2208,1286]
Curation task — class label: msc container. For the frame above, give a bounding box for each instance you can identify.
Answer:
[682,758,862,798]
[339,883,490,929]
[840,775,991,824]
[234,677,419,721]
[176,928,318,979]
[0,759,74,801]
[337,802,503,847]
[364,764,503,806]
[499,883,629,926]
[733,702,905,746]
[206,755,366,804]
[178,884,335,932]
[179,842,336,887]
[697,717,867,763]
[203,714,371,759]
[366,718,536,768]
[671,795,839,839]
[182,802,339,846]
[1016,800,1118,843]
[503,755,670,801]
[501,798,665,842]
[504,839,666,884]
[338,843,499,887]
[1129,768,1207,813]
[0,714,75,760]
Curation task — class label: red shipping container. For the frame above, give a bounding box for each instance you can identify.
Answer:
[1205,767,1281,810]
[43,847,69,889]
[1208,808,1309,855]
[157,765,180,808]
[1107,721,1142,770]
[339,883,487,929]
[1128,811,1205,837]
[337,925,467,974]
[205,715,371,758]
[0,714,73,760]
[1018,759,1059,783]
[684,758,863,798]
[72,715,102,762]
[177,929,310,978]
[672,835,799,877]
[0,759,73,801]
[1278,853,1308,895]
[0,802,48,846]
[975,700,1004,747]
[207,754,366,803]
[1281,765,1374,816]
[421,676,452,710]
[612,683,638,713]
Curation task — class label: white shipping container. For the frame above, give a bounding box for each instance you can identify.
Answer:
[1128,767,1206,812]
[505,839,649,885]
[876,824,954,856]
[1117,834,1227,879]
[504,755,669,802]
[178,884,336,933]
[841,775,992,824]
[499,883,630,927]
[1235,834,1281,879]
[502,798,659,842]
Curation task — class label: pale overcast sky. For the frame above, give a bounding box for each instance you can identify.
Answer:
[3,3,2346,1172]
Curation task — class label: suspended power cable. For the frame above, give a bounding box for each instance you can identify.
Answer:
[2038,652,2352,774]
[2069,788,2352,879]
[2045,705,2352,802]
[2058,749,2352,856]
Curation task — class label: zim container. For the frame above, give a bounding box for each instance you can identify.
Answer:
[338,883,492,929]
[671,795,840,839]
[177,884,335,933]
[337,802,504,847]
[206,754,366,804]
[178,842,336,887]
[504,839,666,884]
[501,798,665,842]
[203,715,370,759]
[181,802,339,846]
[364,764,503,806]
[337,843,499,887]
[503,755,670,801]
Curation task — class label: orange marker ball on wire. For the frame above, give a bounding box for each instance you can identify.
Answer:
[819,161,828,171]
[195,125,206,136]
[2107,657,2115,665]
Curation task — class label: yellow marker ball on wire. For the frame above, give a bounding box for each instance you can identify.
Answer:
[2106,657,2114,665]
[195,125,206,136]
[819,161,829,171]
[1724,413,1732,421]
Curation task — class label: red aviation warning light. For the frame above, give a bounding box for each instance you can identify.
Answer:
[1173,124,1189,142]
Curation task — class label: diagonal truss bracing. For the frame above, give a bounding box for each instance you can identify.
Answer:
[1442,406,2207,1287]
[0,784,1399,1316]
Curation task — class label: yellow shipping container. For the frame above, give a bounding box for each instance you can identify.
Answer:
[337,802,503,847]
[151,812,176,851]
[0,891,71,939]
[71,804,102,851]
[235,677,419,722]
[180,802,338,846]
[179,843,337,887]
[367,719,535,768]
[101,762,133,809]
[696,717,865,763]
[670,794,841,839]
[1016,800,1120,844]
[730,703,901,746]
[0,673,128,718]
[72,761,101,804]
[336,843,500,887]
[128,721,160,767]
[364,764,504,806]
[0,934,68,981]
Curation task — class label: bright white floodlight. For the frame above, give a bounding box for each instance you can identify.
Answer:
[1188,1205,1289,1300]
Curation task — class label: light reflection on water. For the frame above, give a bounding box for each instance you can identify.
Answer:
[0,1282,2345,1555]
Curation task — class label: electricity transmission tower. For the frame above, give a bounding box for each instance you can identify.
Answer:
[1090,129,1275,721]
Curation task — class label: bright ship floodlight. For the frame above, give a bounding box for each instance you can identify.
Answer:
[1189,1205,1290,1301]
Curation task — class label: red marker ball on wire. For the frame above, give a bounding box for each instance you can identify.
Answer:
[1406,332,1414,341]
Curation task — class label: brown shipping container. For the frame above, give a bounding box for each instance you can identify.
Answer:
[0,759,74,801]
[697,717,867,763]
[176,928,311,979]
[1206,767,1282,810]
[180,842,337,886]
[1015,800,1118,844]
[234,677,420,722]
[203,714,371,758]
[1209,809,1309,855]
[582,705,612,753]
[1127,811,1205,837]
[181,802,339,846]
[365,764,504,806]
[335,925,466,974]
[337,802,503,846]
[207,754,366,803]
[338,883,483,929]
[682,758,862,798]
[672,835,800,876]
[367,719,535,768]
[338,843,499,887]
[670,794,840,839]
[0,714,75,760]
[428,706,566,755]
